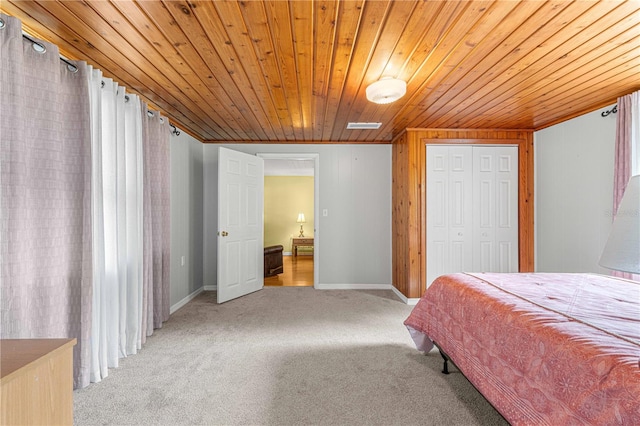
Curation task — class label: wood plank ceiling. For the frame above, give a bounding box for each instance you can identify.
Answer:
[2,1,639,143]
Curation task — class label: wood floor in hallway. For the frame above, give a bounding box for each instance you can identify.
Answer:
[265,255,313,287]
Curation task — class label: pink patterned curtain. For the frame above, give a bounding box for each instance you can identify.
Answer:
[613,91,639,281]
[0,14,93,388]
[1,13,172,389]
[142,105,171,333]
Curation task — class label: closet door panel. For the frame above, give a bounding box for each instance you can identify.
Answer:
[426,146,472,286]
[498,241,516,271]
[449,147,473,273]
[495,148,519,272]
[427,145,519,287]
[426,146,450,286]
[473,148,496,272]
[478,240,494,272]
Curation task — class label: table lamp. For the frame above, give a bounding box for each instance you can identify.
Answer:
[599,175,640,274]
[297,213,306,237]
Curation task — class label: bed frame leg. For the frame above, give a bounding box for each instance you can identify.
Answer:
[439,350,450,374]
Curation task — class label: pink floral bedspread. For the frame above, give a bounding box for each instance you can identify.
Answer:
[404,273,640,425]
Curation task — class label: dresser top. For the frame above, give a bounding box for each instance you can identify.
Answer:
[1,338,76,380]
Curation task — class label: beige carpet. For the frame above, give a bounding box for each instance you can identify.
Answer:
[74,288,508,425]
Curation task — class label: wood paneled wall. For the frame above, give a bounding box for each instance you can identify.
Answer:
[392,129,534,299]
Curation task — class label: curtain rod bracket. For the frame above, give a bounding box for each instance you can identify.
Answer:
[601,105,617,117]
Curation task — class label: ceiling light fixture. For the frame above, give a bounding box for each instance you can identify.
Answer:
[366,77,407,104]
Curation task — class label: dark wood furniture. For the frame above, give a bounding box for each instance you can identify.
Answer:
[264,245,283,277]
[292,237,314,256]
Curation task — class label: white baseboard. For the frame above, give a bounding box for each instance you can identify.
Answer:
[314,283,393,291]
[314,283,420,304]
[196,283,419,305]
[391,286,421,305]
[170,287,204,314]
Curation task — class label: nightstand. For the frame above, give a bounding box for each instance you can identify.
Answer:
[292,237,314,256]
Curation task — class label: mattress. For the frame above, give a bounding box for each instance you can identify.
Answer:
[404,272,640,425]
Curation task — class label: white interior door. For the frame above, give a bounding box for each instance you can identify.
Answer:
[472,146,518,272]
[426,146,473,287]
[217,147,264,303]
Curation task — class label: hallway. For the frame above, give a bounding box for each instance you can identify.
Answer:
[264,255,313,287]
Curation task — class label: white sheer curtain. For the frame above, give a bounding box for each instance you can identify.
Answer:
[88,71,171,383]
[88,70,146,383]
[0,14,93,388]
[1,12,170,388]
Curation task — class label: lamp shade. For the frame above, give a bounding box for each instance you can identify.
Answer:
[599,175,640,274]
[297,213,306,223]
[366,78,406,104]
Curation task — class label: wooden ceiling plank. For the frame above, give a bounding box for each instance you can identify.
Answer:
[540,52,640,109]
[528,68,640,129]
[434,0,637,129]
[400,0,562,131]
[474,36,640,129]
[321,0,365,141]
[352,2,460,139]
[290,0,314,141]
[163,1,272,141]
[68,0,230,140]
[329,0,393,141]
[106,0,246,141]
[463,59,640,131]
[3,0,638,141]
[264,0,304,141]
[422,0,587,128]
[460,6,640,129]
[366,0,506,139]
[141,0,261,141]
[337,0,423,142]
[238,0,296,140]
[194,1,279,140]
[371,1,501,138]
[311,0,339,140]
[213,0,287,140]
[534,74,640,130]
[494,49,640,129]
[4,0,220,140]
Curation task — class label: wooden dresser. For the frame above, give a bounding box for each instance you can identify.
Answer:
[1,338,76,425]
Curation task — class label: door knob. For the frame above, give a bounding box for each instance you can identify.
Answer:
[220,231,228,237]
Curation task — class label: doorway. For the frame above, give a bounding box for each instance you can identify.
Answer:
[258,153,319,287]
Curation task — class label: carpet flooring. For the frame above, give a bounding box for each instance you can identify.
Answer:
[74,288,508,425]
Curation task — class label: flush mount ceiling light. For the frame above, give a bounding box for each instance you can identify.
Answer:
[366,77,407,104]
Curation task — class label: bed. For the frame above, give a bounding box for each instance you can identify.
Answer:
[404,272,640,425]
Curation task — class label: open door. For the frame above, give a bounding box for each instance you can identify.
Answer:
[258,153,320,288]
[217,147,264,303]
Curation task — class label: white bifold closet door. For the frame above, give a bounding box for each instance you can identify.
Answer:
[426,145,519,287]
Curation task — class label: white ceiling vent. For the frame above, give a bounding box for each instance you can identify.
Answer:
[346,122,382,130]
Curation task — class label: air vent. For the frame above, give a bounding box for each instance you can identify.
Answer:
[346,122,382,130]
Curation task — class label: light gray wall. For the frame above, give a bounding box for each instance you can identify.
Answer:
[203,144,392,288]
[170,131,204,306]
[534,106,617,273]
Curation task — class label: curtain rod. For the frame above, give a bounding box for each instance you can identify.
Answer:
[21,32,79,73]
[3,17,182,137]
